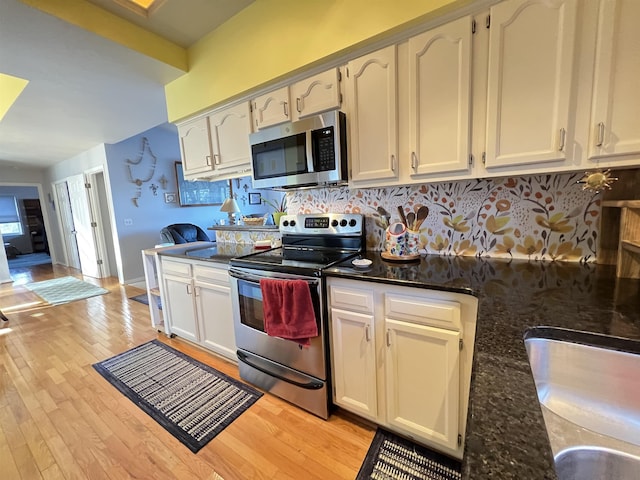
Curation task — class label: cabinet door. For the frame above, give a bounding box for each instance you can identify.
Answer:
[408,16,473,177]
[330,308,378,421]
[346,45,399,184]
[195,281,236,360]
[588,0,640,161]
[177,117,214,176]
[385,318,460,452]
[208,102,253,176]
[485,0,578,169]
[163,274,198,343]
[291,68,341,121]
[252,86,291,130]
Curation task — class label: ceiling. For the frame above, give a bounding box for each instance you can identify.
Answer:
[0,0,254,169]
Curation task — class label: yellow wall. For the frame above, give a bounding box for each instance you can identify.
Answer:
[165,0,466,122]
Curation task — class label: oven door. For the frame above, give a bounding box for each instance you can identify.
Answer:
[228,267,326,380]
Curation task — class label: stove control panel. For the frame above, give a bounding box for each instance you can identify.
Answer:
[280,213,363,235]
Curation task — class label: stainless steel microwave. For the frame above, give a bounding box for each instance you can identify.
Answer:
[249,110,347,190]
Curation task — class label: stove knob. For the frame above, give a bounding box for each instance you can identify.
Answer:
[340,219,348,227]
[331,219,339,227]
[283,220,289,227]
[290,220,296,227]
[349,219,357,227]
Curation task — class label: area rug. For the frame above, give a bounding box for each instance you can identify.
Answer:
[356,428,462,480]
[93,340,263,453]
[24,276,109,305]
[129,293,162,309]
[8,252,52,268]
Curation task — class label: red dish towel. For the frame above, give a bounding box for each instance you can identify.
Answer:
[260,278,318,346]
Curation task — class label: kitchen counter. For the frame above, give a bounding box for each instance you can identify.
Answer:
[324,253,640,479]
[157,242,259,263]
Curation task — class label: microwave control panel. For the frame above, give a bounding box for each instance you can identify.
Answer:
[312,126,336,172]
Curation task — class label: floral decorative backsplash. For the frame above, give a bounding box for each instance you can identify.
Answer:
[286,173,602,262]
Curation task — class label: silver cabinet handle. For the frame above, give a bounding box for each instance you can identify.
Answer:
[365,325,370,342]
[596,122,605,147]
[386,329,391,347]
[205,155,212,166]
[214,154,221,165]
[558,128,566,152]
[283,101,289,118]
[194,286,200,297]
[391,154,397,173]
[411,151,418,170]
[296,97,302,113]
[186,284,192,295]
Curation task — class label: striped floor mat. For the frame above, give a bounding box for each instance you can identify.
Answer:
[24,276,108,305]
[93,340,262,453]
[357,428,462,480]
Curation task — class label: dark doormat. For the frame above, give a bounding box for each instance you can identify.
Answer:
[129,293,161,309]
[93,340,263,453]
[356,428,461,480]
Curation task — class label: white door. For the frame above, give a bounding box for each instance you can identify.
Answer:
[291,68,342,121]
[408,16,473,176]
[385,318,460,452]
[66,174,101,278]
[195,280,236,360]
[54,180,81,270]
[330,307,378,421]
[178,117,213,176]
[346,45,399,184]
[86,170,113,278]
[588,0,640,161]
[484,0,578,169]
[208,102,253,173]
[164,275,198,343]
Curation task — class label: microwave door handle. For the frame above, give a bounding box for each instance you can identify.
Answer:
[305,130,314,173]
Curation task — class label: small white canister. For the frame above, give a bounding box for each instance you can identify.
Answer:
[385,222,407,256]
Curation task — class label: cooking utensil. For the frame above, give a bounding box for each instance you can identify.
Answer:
[377,206,391,227]
[397,206,408,228]
[406,212,416,230]
[413,206,429,231]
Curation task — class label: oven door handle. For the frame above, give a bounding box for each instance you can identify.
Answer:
[229,268,320,286]
[237,351,323,390]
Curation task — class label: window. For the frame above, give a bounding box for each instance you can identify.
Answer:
[0,196,23,236]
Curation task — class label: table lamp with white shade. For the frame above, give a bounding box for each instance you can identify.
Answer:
[219,197,241,225]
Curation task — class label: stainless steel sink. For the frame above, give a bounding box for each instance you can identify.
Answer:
[555,447,640,480]
[524,327,640,479]
[525,333,640,446]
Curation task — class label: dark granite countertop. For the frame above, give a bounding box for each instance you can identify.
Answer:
[157,242,260,264]
[324,252,640,479]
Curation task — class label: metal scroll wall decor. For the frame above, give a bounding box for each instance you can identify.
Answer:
[125,137,161,207]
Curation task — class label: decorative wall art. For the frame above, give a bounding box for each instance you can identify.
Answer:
[248,193,262,205]
[125,137,158,207]
[164,192,177,204]
[174,162,230,207]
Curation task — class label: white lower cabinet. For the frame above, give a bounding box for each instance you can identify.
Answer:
[328,277,477,459]
[161,257,236,361]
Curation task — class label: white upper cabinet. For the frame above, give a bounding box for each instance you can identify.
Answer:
[588,0,640,163]
[177,116,214,176]
[207,102,253,178]
[252,86,291,130]
[408,16,473,177]
[291,68,342,121]
[484,0,578,170]
[346,45,399,184]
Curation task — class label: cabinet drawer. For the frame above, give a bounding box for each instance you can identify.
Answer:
[161,259,192,277]
[193,263,228,285]
[385,294,461,331]
[330,285,374,314]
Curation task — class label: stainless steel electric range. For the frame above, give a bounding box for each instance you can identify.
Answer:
[228,213,365,419]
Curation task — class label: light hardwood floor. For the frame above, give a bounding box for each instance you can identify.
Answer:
[0,264,374,480]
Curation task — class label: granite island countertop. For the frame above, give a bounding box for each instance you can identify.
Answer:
[324,253,640,479]
[157,242,259,263]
